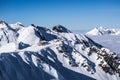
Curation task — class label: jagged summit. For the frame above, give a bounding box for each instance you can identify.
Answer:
[0,20,8,28]
[0,19,5,24]
[86,26,120,36]
[30,24,36,27]
[10,22,24,31]
[52,24,71,33]
[0,21,120,80]
[15,22,24,26]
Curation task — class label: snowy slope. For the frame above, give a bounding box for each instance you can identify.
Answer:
[86,27,120,36]
[0,21,120,80]
[17,25,40,45]
[9,22,23,31]
[0,20,20,47]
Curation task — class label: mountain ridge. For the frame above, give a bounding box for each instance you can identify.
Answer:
[0,20,120,80]
[86,27,120,36]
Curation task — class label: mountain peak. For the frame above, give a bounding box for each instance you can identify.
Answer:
[0,19,5,24]
[97,26,105,29]
[0,21,120,80]
[15,22,24,27]
[86,26,120,36]
[30,24,36,27]
[0,19,8,28]
[52,24,71,33]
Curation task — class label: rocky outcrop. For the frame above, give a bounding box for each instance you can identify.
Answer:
[52,25,71,33]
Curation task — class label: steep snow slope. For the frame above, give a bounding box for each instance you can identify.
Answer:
[9,22,23,31]
[0,21,120,80]
[0,20,20,47]
[86,27,120,36]
[0,42,16,53]
[17,25,40,45]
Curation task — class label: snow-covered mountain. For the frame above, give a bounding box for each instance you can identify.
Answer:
[86,27,120,36]
[0,20,20,47]
[0,20,120,80]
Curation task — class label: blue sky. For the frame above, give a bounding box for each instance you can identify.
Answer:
[1,0,120,30]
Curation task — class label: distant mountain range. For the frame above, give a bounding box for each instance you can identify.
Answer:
[0,20,120,80]
[86,27,120,36]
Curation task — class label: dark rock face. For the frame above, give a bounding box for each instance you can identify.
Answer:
[34,26,57,41]
[52,25,71,33]
[0,20,4,24]
[18,42,30,49]
[90,47,120,76]
[30,24,36,27]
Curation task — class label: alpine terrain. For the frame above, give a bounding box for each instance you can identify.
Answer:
[86,27,120,36]
[0,20,120,80]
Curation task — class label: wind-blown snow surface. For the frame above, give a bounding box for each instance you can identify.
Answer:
[0,20,120,80]
[86,27,120,36]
